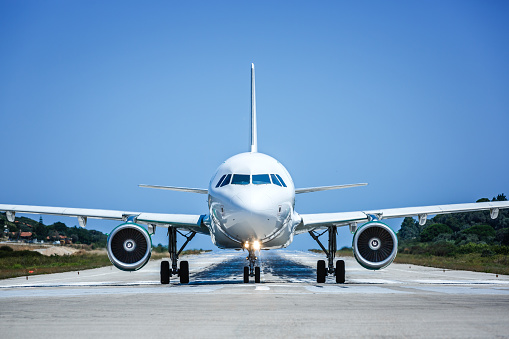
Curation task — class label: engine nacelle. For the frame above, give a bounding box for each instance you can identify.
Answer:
[107,223,152,271]
[352,221,398,270]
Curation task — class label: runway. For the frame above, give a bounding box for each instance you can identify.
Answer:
[1,250,509,338]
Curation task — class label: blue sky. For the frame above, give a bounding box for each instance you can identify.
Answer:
[1,1,508,250]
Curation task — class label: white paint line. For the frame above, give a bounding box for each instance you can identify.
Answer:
[255,285,270,291]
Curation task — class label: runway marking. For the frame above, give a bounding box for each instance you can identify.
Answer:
[349,279,402,284]
[411,279,509,285]
[0,285,225,298]
[255,285,270,291]
[406,286,509,295]
[305,285,409,294]
[0,281,162,289]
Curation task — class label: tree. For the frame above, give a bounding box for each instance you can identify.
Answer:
[493,193,507,201]
[496,228,509,246]
[398,217,420,240]
[461,224,496,240]
[51,222,68,234]
[420,223,453,242]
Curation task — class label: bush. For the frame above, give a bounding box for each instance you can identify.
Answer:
[461,225,496,239]
[0,245,13,252]
[420,224,453,242]
[0,249,42,259]
[496,228,509,246]
[427,242,456,256]
[481,249,495,257]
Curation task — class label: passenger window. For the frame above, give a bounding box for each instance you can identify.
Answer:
[275,174,287,187]
[252,174,271,185]
[215,174,226,188]
[271,174,282,187]
[231,174,250,185]
[220,174,232,187]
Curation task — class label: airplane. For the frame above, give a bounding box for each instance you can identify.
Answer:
[1,63,508,284]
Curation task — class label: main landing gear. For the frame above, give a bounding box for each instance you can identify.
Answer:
[161,228,196,284]
[243,243,261,283]
[309,226,345,284]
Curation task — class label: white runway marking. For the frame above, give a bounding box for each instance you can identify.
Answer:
[305,285,409,294]
[406,286,509,295]
[0,285,224,298]
[411,279,509,285]
[255,285,270,291]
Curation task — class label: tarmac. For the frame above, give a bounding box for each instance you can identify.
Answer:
[1,250,509,338]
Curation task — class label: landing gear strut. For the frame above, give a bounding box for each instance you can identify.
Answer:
[309,226,345,283]
[243,247,261,283]
[160,228,196,284]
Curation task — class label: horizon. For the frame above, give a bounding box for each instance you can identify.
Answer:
[1,1,508,250]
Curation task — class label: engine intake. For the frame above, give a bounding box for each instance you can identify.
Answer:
[107,223,152,271]
[352,221,398,270]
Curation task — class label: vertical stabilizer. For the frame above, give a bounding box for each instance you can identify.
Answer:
[250,63,257,152]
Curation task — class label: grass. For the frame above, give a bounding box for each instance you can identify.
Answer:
[0,246,213,280]
[150,249,212,260]
[394,253,509,275]
[309,248,509,275]
[0,251,111,280]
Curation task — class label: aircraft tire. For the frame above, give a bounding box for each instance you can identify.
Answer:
[317,260,326,283]
[161,261,170,284]
[243,266,249,283]
[255,266,261,283]
[336,260,345,284]
[180,261,189,284]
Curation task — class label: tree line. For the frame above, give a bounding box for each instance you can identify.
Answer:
[0,213,107,247]
[398,193,509,256]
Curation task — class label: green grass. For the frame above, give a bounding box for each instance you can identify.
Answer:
[0,247,213,280]
[150,249,212,260]
[394,253,509,275]
[309,248,509,275]
[0,250,111,280]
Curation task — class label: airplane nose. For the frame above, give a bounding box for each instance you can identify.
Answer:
[226,190,279,241]
[231,191,274,213]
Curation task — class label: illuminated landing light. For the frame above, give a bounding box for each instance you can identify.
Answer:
[252,241,261,250]
[244,242,249,249]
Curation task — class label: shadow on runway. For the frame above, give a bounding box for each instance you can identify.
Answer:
[190,251,316,284]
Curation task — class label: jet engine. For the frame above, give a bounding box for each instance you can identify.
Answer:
[107,223,152,271]
[352,221,398,270]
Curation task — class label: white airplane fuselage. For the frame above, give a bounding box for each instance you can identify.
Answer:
[206,152,301,249]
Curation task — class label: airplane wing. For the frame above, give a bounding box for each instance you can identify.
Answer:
[139,184,208,194]
[0,204,209,234]
[295,200,509,234]
[295,183,368,194]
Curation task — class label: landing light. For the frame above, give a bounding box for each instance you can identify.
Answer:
[253,241,261,250]
[244,242,249,249]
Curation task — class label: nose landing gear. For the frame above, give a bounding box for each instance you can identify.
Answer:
[309,226,346,283]
[243,248,261,283]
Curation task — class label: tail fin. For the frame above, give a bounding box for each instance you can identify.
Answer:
[250,63,257,152]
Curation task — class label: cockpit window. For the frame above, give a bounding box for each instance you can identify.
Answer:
[215,174,226,188]
[270,174,282,187]
[275,174,287,187]
[231,174,250,185]
[220,174,232,187]
[252,174,271,185]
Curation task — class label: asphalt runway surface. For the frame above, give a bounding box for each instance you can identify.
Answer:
[1,250,509,338]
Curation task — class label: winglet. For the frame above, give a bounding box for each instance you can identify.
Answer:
[250,63,257,152]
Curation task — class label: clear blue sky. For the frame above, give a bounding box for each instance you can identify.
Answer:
[1,1,508,250]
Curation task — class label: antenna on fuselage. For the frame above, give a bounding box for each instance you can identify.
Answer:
[250,63,257,153]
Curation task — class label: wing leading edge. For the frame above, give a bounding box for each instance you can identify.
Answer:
[0,204,208,234]
[139,184,208,194]
[296,200,509,234]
